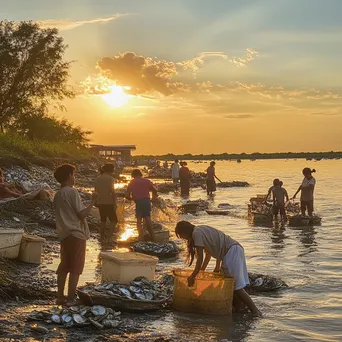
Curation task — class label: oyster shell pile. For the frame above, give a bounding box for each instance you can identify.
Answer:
[247,273,288,292]
[216,181,250,188]
[156,183,175,194]
[179,199,209,214]
[132,242,180,258]
[27,305,121,329]
[82,275,174,302]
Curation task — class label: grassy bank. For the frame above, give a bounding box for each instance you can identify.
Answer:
[0,133,94,168]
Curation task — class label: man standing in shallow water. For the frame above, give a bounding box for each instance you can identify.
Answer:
[53,164,97,306]
[126,169,158,242]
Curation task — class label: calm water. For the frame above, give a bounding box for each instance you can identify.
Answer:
[47,160,342,342]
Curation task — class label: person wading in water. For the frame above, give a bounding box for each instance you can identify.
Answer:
[179,162,191,196]
[206,161,220,196]
[126,169,158,241]
[293,168,316,217]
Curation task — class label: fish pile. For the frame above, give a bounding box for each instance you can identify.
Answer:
[28,305,122,329]
[132,242,180,258]
[217,181,250,188]
[179,199,209,214]
[82,275,174,302]
[247,273,288,292]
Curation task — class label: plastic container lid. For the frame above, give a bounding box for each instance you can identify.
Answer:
[22,234,46,242]
[100,251,158,265]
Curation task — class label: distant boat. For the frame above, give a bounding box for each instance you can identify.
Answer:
[237,159,242,163]
[250,158,256,161]
[306,158,312,161]
[315,158,322,161]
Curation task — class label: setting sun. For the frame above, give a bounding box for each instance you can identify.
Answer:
[102,85,130,108]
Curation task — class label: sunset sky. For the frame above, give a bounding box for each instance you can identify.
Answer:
[2,0,342,154]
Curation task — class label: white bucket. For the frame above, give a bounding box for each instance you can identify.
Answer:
[0,228,24,259]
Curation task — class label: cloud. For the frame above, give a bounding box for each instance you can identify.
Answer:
[177,49,259,75]
[38,14,130,31]
[97,52,182,96]
[178,52,228,74]
[92,49,259,96]
[230,48,259,67]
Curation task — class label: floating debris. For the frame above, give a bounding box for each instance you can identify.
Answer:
[81,275,174,302]
[27,305,122,329]
[132,242,180,259]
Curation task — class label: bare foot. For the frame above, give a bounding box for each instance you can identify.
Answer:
[56,296,67,305]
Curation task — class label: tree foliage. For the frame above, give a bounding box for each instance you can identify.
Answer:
[0,20,75,134]
[10,113,91,146]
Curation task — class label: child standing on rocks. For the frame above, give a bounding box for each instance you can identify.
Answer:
[53,164,97,306]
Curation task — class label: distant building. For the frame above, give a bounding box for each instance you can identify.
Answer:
[90,145,136,162]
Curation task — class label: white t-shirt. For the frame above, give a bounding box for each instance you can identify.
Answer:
[192,225,238,260]
[301,177,316,201]
[171,163,180,179]
[54,186,90,242]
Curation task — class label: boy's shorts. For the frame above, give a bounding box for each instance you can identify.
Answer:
[135,198,151,218]
[98,204,118,223]
[222,245,249,290]
[57,235,86,275]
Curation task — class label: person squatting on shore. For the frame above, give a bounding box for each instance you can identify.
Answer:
[53,164,97,306]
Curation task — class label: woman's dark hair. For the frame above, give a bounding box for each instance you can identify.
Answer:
[303,168,316,175]
[279,181,283,187]
[175,221,195,266]
[183,162,187,166]
[102,164,115,173]
[210,161,216,166]
[54,164,75,183]
[131,169,143,178]
[273,178,280,186]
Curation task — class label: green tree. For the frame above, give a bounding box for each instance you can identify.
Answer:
[10,113,91,146]
[0,20,74,132]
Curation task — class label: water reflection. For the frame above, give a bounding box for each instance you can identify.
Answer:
[166,311,256,342]
[270,221,287,250]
